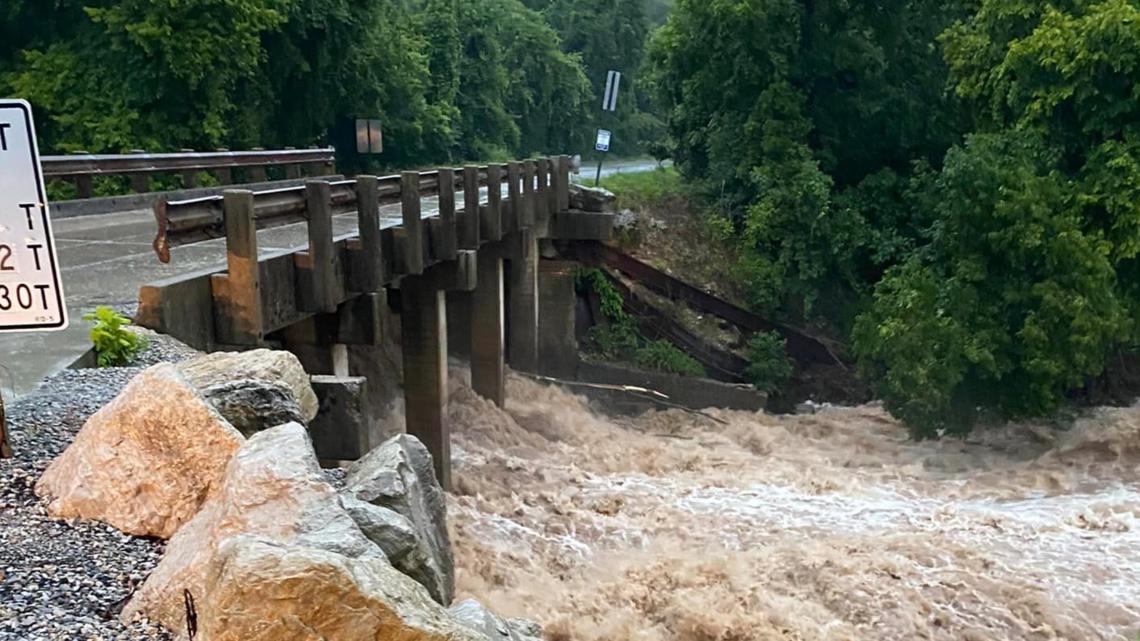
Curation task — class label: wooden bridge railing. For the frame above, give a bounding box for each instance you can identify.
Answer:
[137,154,608,349]
[41,147,335,199]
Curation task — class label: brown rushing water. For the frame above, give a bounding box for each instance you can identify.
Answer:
[443,371,1140,641]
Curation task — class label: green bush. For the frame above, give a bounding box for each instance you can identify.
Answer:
[744,331,794,393]
[633,339,705,377]
[83,306,147,367]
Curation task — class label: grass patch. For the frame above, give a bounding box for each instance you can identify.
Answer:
[600,167,684,210]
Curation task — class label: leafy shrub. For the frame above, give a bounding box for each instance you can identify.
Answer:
[83,306,147,367]
[634,339,705,377]
[744,332,794,393]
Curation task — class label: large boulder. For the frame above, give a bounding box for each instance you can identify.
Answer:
[343,435,455,605]
[178,349,318,422]
[124,424,478,641]
[199,378,306,437]
[568,183,616,213]
[35,363,244,538]
[449,600,544,641]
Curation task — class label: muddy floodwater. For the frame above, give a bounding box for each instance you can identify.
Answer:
[445,371,1140,641]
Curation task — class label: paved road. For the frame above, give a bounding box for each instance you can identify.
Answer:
[0,160,658,399]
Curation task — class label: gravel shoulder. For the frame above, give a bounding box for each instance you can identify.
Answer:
[0,331,197,641]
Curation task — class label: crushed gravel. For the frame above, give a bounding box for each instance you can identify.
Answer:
[0,333,200,640]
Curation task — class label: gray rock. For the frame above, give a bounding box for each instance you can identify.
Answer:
[200,378,306,436]
[341,494,453,599]
[569,183,616,212]
[343,435,455,605]
[178,349,319,422]
[449,599,544,641]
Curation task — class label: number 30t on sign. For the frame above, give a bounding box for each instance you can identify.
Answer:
[0,100,67,331]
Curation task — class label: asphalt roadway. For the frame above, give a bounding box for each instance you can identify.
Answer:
[0,159,659,399]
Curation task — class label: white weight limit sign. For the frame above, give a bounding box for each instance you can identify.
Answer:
[0,100,68,332]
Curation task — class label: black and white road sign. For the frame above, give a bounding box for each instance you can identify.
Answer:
[0,100,67,332]
[595,129,612,153]
[602,70,621,112]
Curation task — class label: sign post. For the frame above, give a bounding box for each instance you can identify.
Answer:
[0,99,69,457]
[594,70,622,186]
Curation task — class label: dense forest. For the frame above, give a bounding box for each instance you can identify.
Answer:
[4,0,1139,436]
[0,0,670,165]
[650,0,1140,435]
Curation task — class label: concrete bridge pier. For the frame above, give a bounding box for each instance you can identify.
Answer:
[470,249,505,406]
[400,283,450,490]
[506,229,539,374]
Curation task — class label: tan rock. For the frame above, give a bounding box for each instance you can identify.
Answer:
[125,423,475,641]
[34,363,244,538]
[178,349,318,422]
[201,536,483,641]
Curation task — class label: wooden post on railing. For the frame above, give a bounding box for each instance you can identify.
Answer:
[437,168,458,261]
[215,148,233,184]
[506,162,522,232]
[70,151,93,199]
[284,148,302,179]
[521,160,536,228]
[401,171,425,275]
[354,176,384,292]
[557,155,571,212]
[535,158,551,234]
[483,164,503,242]
[213,190,263,344]
[249,148,268,183]
[460,166,480,250]
[128,150,150,193]
[546,156,561,215]
[302,181,339,313]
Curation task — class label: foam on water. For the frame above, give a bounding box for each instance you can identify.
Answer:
[442,371,1140,640]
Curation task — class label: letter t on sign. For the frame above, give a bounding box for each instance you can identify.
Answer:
[0,122,9,151]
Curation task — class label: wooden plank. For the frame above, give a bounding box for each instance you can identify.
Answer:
[401,171,425,275]
[470,249,505,406]
[353,175,384,292]
[259,250,298,332]
[302,180,340,312]
[136,268,216,350]
[437,168,458,261]
[213,189,262,344]
[460,166,480,249]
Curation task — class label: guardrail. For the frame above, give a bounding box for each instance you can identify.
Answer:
[41,148,336,199]
[153,163,522,263]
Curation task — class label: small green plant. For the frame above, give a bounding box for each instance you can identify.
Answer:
[575,266,706,377]
[634,339,706,377]
[83,306,147,367]
[744,331,794,393]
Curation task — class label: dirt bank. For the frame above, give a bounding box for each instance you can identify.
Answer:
[446,370,1140,641]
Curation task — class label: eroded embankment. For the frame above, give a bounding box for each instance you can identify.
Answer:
[445,371,1140,641]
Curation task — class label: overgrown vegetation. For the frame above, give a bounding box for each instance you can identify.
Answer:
[649,0,1140,436]
[744,332,793,394]
[574,267,705,377]
[83,306,147,367]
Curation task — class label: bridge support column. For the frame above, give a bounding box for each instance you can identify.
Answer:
[537,260,579,379]
[400,284,450,489]
[506,229,538,373]
[470,249,505,406]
